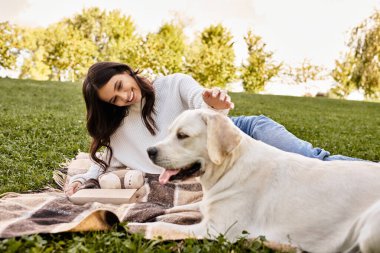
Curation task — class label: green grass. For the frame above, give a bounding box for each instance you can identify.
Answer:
[0,77,379,252]
[0,78,89,193]
[0,227,272,253]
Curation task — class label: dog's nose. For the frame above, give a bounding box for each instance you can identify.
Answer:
[147,147,158,161]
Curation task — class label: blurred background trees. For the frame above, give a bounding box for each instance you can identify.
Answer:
[240,30,281,92]
[138,21,186,75]
[0,22,21,70]
[1,7,380,99]
[332,11,380,99]
[185,24,236,88]
[331,52,357,98]
[284,59,327,84]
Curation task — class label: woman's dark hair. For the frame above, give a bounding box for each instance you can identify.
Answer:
[83,62,157,170]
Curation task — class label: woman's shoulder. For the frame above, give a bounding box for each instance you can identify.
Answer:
[153,73,194,85]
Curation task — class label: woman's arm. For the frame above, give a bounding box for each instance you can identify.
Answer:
[174,73,233,114]
[65,151,125,196]
[68,163,104,185]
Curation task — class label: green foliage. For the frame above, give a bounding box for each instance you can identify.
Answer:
[333,10,380,99]
[0,226,274,253]
[350,11,380,98]
[284,59,327,84]
[4,6,380,101]
[0,22,20,70]
[69,8,141,67]
[19,21,97,81]
[43,21,98,81]
[20,50,51,80]
[18,27,52,80]
[18,7,141,81]
[186,24,236,88]
[138,21,187,75]
[241,30,281,93]
[2,8,287,86]
[331,53,358,97]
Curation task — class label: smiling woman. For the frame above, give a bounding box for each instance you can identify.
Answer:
[97,73,142,107]
[81,62,157,178]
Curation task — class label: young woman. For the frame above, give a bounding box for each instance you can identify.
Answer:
[64,61,359,196]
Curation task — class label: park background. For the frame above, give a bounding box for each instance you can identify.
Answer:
[0,1,380,252]
[1,0,380,99]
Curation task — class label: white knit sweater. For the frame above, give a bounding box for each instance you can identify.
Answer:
[70,73,228,184]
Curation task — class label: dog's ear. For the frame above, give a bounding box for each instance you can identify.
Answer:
[202,112,242,165]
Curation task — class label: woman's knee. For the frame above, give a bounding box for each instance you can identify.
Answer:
[231,115,260,135]
[253,115,286,134]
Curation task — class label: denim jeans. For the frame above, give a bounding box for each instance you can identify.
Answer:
[230,115,360,161]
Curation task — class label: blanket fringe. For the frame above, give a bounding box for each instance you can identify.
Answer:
[53,170,67,190]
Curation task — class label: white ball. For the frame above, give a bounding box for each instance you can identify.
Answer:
[124,170,144,189]
[99,172,121,189]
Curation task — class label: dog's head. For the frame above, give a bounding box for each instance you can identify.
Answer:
[147,109,242,185]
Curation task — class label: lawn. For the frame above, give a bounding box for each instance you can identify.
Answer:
[0,77,379,252]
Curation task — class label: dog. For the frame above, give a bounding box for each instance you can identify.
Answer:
[141,108,380,252]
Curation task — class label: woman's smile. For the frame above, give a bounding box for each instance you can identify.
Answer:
[97,72,142,107]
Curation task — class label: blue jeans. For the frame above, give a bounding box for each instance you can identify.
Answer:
[230,115,360,161]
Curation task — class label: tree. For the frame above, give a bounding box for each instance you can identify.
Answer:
[67,7,106,59]
[19,27,51,80]
[42,21,98,81]
[284,59,327,84]
[241,30,281,93]
[0,22,20,70]
[19,7,141,81]
[334,10,380,98]
[68,8,141,68]
[351,11,380,98]
[331,53,357,97]
[185,24,236,88]
[138,21,187,75]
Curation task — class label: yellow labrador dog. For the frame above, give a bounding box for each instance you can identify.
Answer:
[144,109,380,252]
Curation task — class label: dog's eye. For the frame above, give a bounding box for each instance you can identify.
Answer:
[177,132,189,140]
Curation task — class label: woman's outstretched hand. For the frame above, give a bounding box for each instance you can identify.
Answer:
[64,181,83,197]
[202,87,234,110]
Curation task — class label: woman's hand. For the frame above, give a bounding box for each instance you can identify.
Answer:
[64,181,83,197]
[202,87,234,110]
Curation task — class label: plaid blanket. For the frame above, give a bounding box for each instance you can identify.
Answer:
[0,153,202,238]
[0,153,294,252]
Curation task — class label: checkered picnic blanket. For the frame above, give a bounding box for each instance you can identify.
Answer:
[0,153,202,238]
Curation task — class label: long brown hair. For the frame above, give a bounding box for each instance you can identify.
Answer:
[82,62,157,170]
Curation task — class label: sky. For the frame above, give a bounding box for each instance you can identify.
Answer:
[1,0,380,69]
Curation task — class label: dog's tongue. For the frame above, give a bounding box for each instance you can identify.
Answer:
[159,169,180,184]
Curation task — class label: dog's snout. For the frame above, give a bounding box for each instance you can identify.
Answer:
[147,147,158,161]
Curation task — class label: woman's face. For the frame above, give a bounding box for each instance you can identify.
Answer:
[97,72,142,107]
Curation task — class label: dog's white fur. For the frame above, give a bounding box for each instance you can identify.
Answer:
[140,109,380,252]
